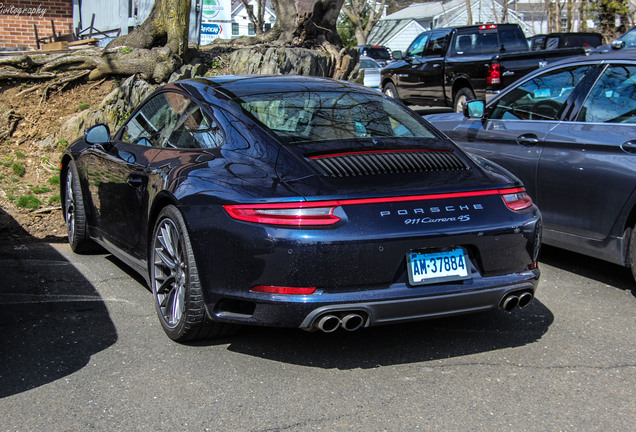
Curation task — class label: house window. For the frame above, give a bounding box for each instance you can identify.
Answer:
[264,23,271,32]
[232,22,239,36]
[248,23,255,35]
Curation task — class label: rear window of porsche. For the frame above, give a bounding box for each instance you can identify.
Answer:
[237,91,437,143]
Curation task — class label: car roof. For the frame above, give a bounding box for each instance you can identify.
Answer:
[550,50,636,67]
[164,75,381,114]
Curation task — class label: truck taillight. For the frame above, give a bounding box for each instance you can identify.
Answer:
[487,63,501,85]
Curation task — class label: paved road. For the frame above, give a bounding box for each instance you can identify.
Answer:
[1,237,634,431]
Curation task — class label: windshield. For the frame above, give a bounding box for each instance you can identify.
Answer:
[621,27,636,46]
[238,90,437,144]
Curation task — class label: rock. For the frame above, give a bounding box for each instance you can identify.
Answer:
[36,135,58,151]
[227,46,357,79]
[168,63,208,83]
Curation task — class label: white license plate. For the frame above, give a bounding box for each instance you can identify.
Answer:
[407,248,470,285]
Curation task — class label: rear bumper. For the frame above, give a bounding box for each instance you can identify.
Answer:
[205,269,539,329]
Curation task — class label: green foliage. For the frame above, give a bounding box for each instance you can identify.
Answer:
[16,194,41,210]
[48,194,61,205]
[57,138,68,149]
[48,175,60,185]
[121,47,133,54]
[593,0,631,37]
[77,102,89,111]
[30,186,51,194]
[7,194,15,201]
[11,162,25,177]
[15,151,26,159]
[337,12,357,47]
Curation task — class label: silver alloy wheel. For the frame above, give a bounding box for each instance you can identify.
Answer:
[152,218,187,328]
[65,169,75,241]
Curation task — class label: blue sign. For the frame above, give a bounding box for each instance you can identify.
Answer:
[201,23,222,35]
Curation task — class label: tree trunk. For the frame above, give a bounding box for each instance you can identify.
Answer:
[341,0,387,46]
[106,0,190,58]
[0,0,191,85]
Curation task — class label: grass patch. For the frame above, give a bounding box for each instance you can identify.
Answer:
[11,162,25,177]
[48,175,60,185]
[30,186,51,194]
[77,102,89,111]
[15,151,26,159]
[16,194,41,210]
[48,194,61,205]
[57,138,68,149]
[6,194,15,201]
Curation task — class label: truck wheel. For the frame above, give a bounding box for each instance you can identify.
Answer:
[454,88,475,113]
[383,82,399,99]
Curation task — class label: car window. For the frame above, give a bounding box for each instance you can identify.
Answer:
[407,33,429,58]
[425,31,449,56]
[360,58,380,69]
[238,91,437,143]
[122,92,189,147]
[576,64,636,124]
[166,104,224,149]
[490,65,592,120]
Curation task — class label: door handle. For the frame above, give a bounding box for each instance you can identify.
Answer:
[517,134,539,147]
[620,140,636,154]
[127,174,146,188]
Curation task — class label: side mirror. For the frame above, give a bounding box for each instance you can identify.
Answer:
[85,124,110,145]
[612,39,625,50]
[464,100,485,119]
[392,50,403,60]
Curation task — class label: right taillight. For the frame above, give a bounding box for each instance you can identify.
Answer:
[487,63,501,85]
[501,189,533,211]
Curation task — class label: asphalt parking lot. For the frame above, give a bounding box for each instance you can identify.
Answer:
[1,226,634,431]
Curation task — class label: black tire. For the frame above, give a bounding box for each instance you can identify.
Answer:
[453,87,475,113]
[150,205,237,342]
[383,82,399,99]
[64,160,94,253]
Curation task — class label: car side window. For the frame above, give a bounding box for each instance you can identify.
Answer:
[425,31,449,56]
[490,65,592,120]
[122,92,189,147]
[576,64,636,124]
[166,104,224,149]
[407,33,429,58]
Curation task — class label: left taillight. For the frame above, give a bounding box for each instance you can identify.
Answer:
[223,202,341,226]
[501,189,533,211]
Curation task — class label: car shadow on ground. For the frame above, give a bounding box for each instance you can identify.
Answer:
[215,302,552,370]
[202,298,554,370]
[539,245,635,296]
[0,208,117,399]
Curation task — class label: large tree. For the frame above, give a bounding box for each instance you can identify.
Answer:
[223,0,345,47]
[340,0,386,46]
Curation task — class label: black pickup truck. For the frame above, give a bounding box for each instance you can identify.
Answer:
[381,24,587,112]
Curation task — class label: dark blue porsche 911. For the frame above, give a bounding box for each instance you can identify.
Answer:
[61,75,541,341]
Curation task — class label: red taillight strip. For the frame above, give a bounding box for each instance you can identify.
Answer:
[307,149,452,159]
[223,187,529,226]
[251,285,317,295]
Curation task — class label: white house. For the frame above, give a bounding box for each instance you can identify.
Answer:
[230,1,276,39]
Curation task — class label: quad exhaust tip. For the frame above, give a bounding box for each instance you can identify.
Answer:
[315,312,366,332]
